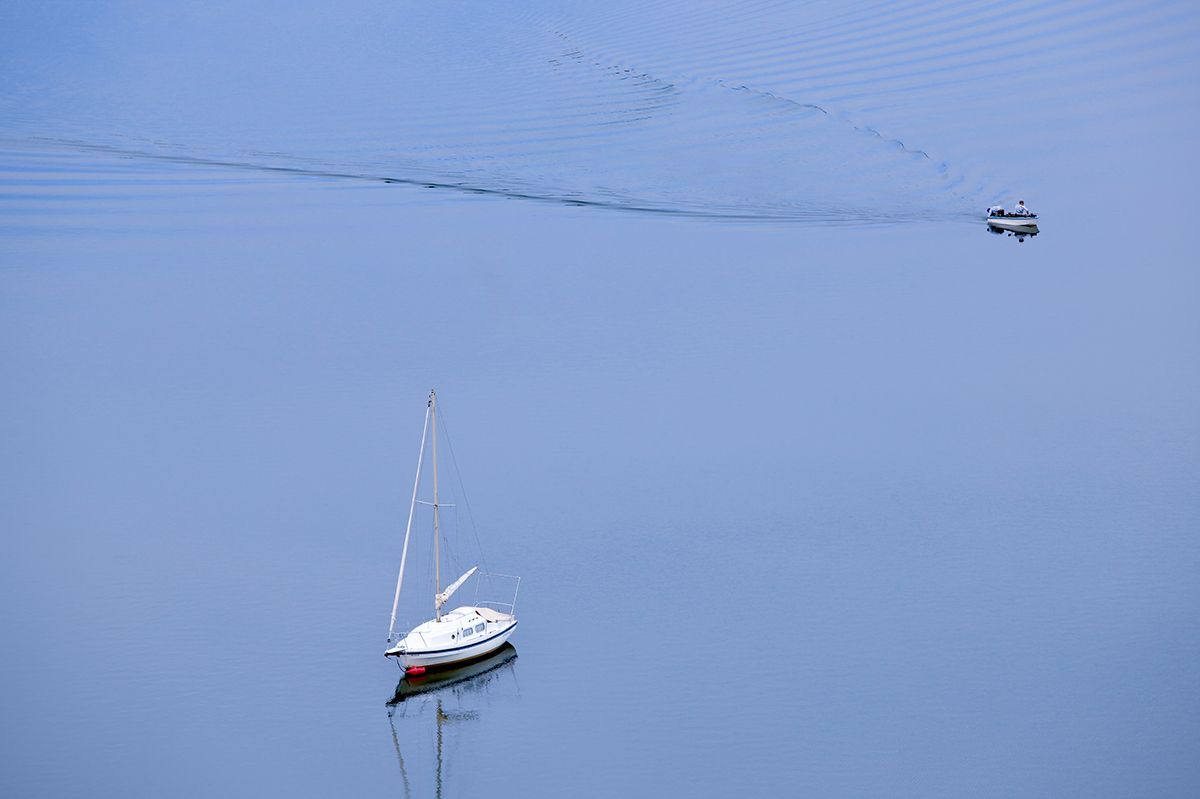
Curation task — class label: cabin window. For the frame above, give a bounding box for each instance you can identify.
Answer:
[474,623,485,633]
[463,627,474,637]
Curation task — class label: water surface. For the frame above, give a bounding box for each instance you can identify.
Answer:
[1,2,1198,797]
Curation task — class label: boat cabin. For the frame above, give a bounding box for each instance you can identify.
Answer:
[399,606,514,653]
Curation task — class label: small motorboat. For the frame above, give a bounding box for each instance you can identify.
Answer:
[987,204,1039,232]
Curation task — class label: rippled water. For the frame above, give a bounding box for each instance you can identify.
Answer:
[4,0,1195,220]
[2,2,1199,797]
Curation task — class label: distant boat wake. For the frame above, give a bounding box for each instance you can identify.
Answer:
[1,0,1190,222]
[22,135,971,224]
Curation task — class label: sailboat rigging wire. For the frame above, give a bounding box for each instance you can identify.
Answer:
[445,505,466,590]
[433,401,490,577]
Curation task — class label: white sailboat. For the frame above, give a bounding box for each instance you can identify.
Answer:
[385,390,520,675]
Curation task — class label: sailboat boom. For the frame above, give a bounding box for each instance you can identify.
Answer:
[436,565,478,609]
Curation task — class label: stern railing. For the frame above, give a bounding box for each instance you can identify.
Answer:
[474,572,521,617]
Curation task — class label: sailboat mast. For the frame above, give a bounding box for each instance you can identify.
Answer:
[431,389,441,622]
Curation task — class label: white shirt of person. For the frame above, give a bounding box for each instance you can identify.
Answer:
[1012,202,1033,216]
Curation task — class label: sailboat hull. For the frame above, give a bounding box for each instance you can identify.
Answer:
[389,620,518,671]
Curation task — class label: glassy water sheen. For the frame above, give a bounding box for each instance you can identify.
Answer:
[1,2,1198,797]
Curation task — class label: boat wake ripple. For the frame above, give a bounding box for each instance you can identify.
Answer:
[1,0,1195,223]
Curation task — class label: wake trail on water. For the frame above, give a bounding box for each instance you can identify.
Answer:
[18,135,933,223]
[1,0,1195,223]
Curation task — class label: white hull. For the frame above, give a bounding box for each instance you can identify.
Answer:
[392,620,517,670]
[987,216,1038,231]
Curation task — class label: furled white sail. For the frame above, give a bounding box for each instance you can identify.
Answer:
[435,565,477,609]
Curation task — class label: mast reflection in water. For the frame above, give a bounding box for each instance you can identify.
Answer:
[386,645,519,798]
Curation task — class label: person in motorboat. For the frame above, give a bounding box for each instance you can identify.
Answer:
[1011,199,1033,217]
[987,204,1006,217]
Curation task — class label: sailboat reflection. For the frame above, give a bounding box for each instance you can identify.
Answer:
[388,643,518,705]
[386,644,519,798]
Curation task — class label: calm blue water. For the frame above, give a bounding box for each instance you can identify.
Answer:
[2,2,1198,797]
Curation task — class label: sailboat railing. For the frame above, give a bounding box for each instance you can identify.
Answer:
[388,629,431,647]
[474,572,521,616]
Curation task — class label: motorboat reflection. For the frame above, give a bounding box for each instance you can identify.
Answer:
[985,223,1038,242]
[386,644,519,799]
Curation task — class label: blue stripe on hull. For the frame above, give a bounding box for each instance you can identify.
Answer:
[400,622,518,656]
